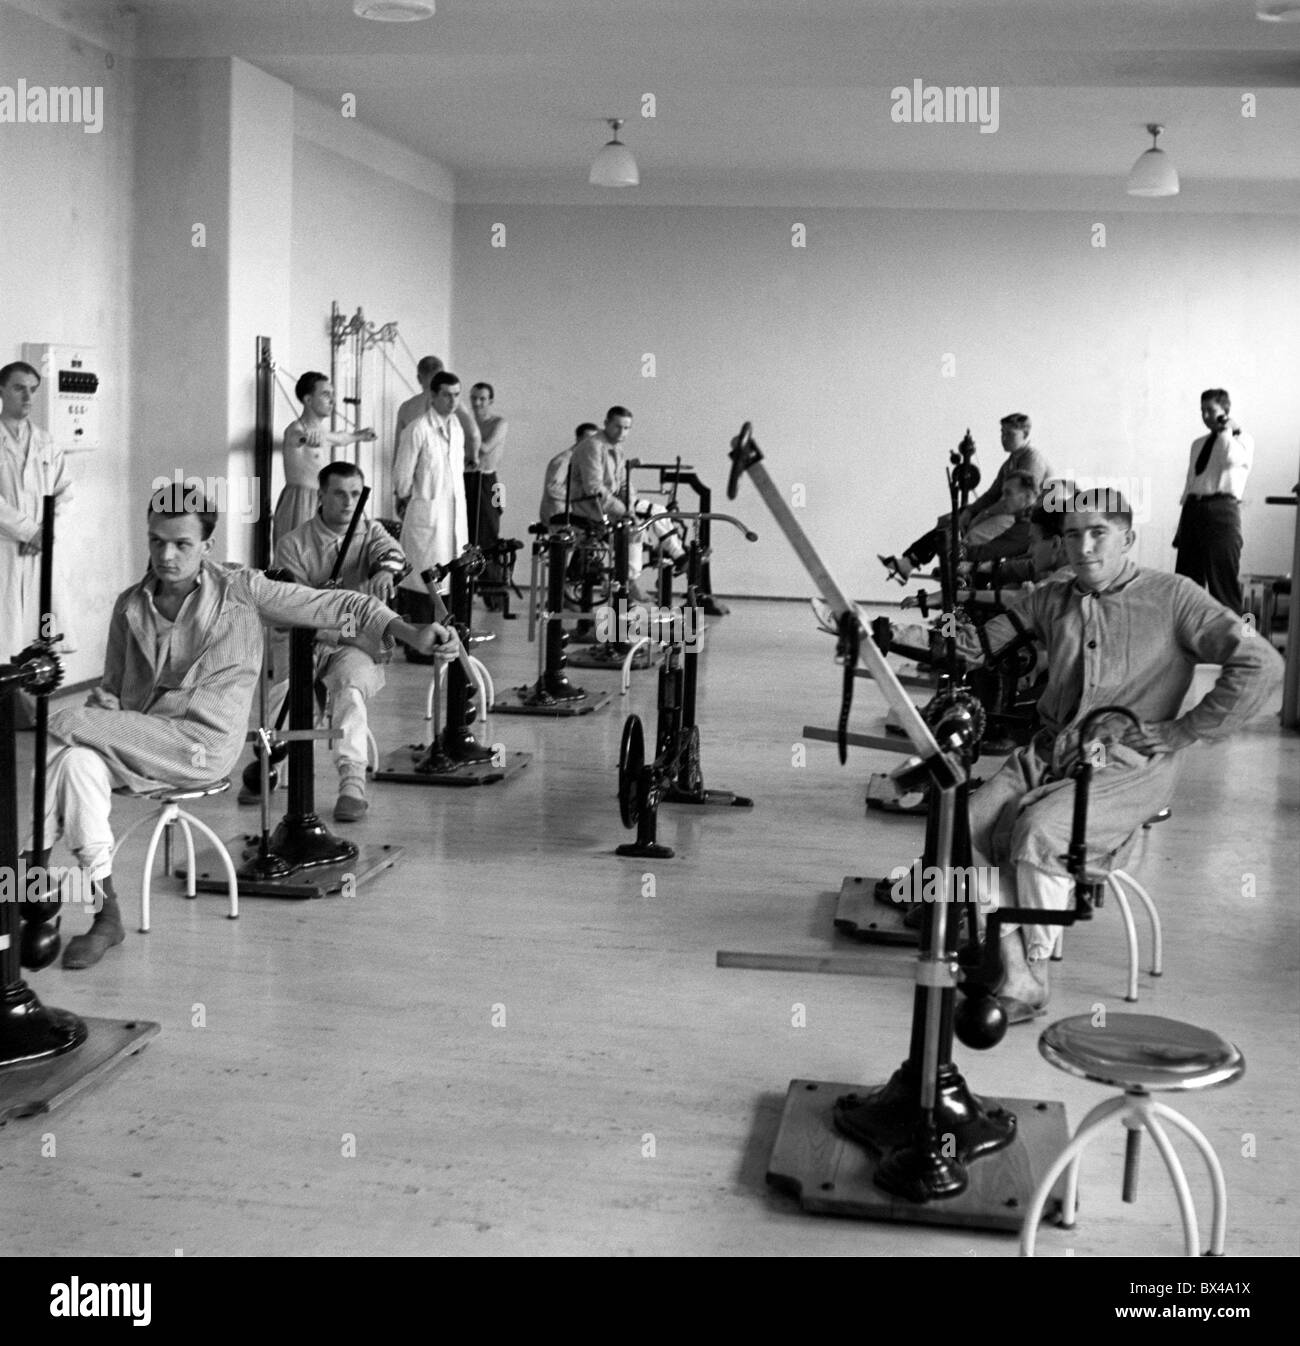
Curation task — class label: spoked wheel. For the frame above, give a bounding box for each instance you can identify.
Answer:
[618,714,646,829]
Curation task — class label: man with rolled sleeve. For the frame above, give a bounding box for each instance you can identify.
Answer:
[966,487,1282,1021]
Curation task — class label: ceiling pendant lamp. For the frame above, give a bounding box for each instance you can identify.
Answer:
[589,119,640,188]
[1127,123,1180,198]
[352,2,435,21]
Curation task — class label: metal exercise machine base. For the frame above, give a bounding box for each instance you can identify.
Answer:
[833,875,921,946]
[0,1017,161,1124]
[375,748,531,786]
[496,687,612,717]
[766,1077,1067,1232]
[663,785,753,808]
[568,644,659,671]
[187,841,402,899]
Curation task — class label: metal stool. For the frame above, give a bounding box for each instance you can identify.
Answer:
[111,781,239,932]
[1052,808,1166,1001]
[1021,1013,1245,1256]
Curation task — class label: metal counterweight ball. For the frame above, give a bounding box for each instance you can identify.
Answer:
[955,993,1008,1050]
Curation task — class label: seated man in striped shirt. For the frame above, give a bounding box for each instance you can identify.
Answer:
[965,486,1282,1022]
[22,492,457,971]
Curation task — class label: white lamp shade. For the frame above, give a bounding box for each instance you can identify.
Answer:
[1127,147,1179,197]
[589,140,640,187]
[353,2,435,21]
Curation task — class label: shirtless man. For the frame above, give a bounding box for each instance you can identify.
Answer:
[274,372,375,544]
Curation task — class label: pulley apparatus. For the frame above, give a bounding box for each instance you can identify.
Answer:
[329,301,411,506]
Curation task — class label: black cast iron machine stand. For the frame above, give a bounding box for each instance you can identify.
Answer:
[717,423,1071,1231]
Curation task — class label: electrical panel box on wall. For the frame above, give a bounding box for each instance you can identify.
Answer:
[21,343,101,451]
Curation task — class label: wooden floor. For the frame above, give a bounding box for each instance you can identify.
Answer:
[3,599,1297,1258]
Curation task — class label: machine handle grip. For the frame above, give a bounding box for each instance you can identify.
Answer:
[727,422,763,501]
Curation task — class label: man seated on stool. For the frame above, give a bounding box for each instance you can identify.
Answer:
[963,486,1282,1022]
[539,423,598,526]
[269,461,408,822]
[880,413,1050,583]
[22,491,457,971]
[901,491,1072,616]
[570,406,687,600]
[960,471,1040,567]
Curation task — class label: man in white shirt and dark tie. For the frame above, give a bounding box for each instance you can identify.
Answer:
[1174,388,1254,614]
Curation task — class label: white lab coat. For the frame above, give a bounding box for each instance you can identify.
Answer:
[0,421,76,660]
[392,408,467,590]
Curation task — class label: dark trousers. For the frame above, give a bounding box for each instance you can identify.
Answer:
[396,586,435,624]
[904,523,950,567]
[465,470,503,584]
[1175,496,1243,613]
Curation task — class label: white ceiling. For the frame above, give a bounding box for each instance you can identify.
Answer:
[51,0,1300,207]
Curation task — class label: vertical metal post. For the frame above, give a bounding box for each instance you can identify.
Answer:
[254,337,274,570]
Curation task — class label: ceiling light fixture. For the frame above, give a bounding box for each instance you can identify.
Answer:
[1126,123,1180,198]
[352,1,435,21]
[589,119,640,188]
[1256,4,1300,20]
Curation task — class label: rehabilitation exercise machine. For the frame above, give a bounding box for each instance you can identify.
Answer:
[614,510,758,858]
[0,495,158,1117]
[632,459,731,616]
[496,519,612,717]
[568,460,655,672]
[834,431,1024,939]
[375,548,530,786]
[717,421,1071,1232]
[190,337,401,898]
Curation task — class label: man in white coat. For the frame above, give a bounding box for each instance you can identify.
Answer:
[393,370,468,639]
[0,361,74,721]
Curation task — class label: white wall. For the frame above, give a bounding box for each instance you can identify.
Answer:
[0,1,135,683]
[1,0,457,689]
[225,58,293,566]
[288,96,454,517]
[452,204,1300,600]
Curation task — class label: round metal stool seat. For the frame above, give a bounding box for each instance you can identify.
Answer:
[147,780,232,804]
[110,780,238,931]
[1022,1014,1245,1257]
[1040,1014,1244,1093]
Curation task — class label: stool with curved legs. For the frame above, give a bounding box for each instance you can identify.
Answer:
[1051,809,1167,1001]
[1021,1013,1244,1257]
[111,781,239,932]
